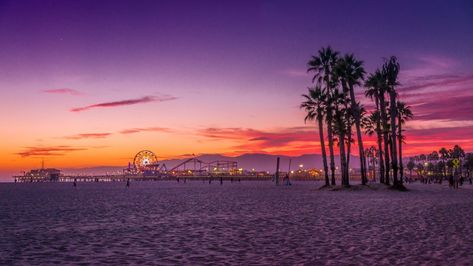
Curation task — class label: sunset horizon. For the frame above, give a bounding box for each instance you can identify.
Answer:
[2,1,473,181]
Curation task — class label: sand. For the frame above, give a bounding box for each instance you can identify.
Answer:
[1,181,473,265]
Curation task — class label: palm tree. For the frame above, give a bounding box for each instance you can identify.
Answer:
[370,146,378,181]
[332,89,350,186]
[396,101,413,184]
[308,46,339,185]
[451,145,465,178]
[365,71,388,184]
[416,162,425,179]
[301,86,330,186]
[376,72,390,185]
[383,56,401,188]
[428,151,440,181]
[439,147,449,180]
[365,146,377,182]
[464,153,473,179]
[362,114,378,182]
[335,54,367,185]
[407,159,415,181]
[344,109,356,181]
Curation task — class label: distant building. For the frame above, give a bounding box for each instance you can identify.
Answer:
[19,168,61,182]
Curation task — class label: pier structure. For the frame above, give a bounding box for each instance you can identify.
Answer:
[13,150,273,183]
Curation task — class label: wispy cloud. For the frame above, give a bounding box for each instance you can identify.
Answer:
[280,69,308,78]
[399,74,473,93]
[412,95,473,121]
[70,95,177,112]
[417,55,458,69]
[64,133,112,140]
[198,127,321,155]
[405,119,473,130]
[400,54,460,81]
[119,127,172,134]
[43,88,83,96]
[16,146,87,157]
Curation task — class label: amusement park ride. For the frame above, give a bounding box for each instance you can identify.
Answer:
[14,150,253,182]
[124,150,239,177]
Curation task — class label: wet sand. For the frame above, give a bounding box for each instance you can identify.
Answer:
[1,181,473,265]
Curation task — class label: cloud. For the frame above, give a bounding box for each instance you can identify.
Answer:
[400,55,460,81]
[417,55,458,69]
[43,88,83,95]
[61,127,173,139]
[197,123,473,157]
[16,146,87,157]
[249,137,270,141]
[64,133,112,140]
[401,126,473,155]
[405,119,473,130]
[399,74,473,93]
[198,127,321,155]
[280,69,309,78]
[408,93,473,121]
[70,95,177,112]
[119,127,172,134]
[393,72,473,122]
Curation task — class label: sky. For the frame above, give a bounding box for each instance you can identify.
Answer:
[1,0,473,178]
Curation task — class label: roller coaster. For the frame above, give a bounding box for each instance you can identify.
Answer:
[124,150,240,177]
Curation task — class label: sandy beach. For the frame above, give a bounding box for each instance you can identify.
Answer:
[1,181,472,265]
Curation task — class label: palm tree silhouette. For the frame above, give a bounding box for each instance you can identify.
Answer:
[301,86,330,186]
[365,146,378,182]
[335,54,368,185]
[439,147,449,179]
[383,56,401,188]
[332,89,350,186]
[396,101,413,184]
[303,47,412,189]
[365,70,389,184]
[308,46,339,185]
[407,159,415,181]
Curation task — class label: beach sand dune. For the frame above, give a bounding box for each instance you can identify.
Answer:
[1,181,472,265]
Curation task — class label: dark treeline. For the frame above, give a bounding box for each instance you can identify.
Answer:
[301,46,412,190]
[406,145,473,187]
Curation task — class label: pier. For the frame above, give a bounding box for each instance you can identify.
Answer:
[13,173,274,183]
[13,150,279,183]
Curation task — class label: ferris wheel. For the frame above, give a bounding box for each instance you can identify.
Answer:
[133,150,158,172]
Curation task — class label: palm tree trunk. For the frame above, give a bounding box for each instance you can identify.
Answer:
[373,154,377,181]
[349,84,367,185]
[346,128,352,182]
[326,110,336,185]
[389,91,399,186]
[339,131,348,186]
[318,117,330,186]
[398,113,404,184]
[379,94,390,185]
[375,96,385,184]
